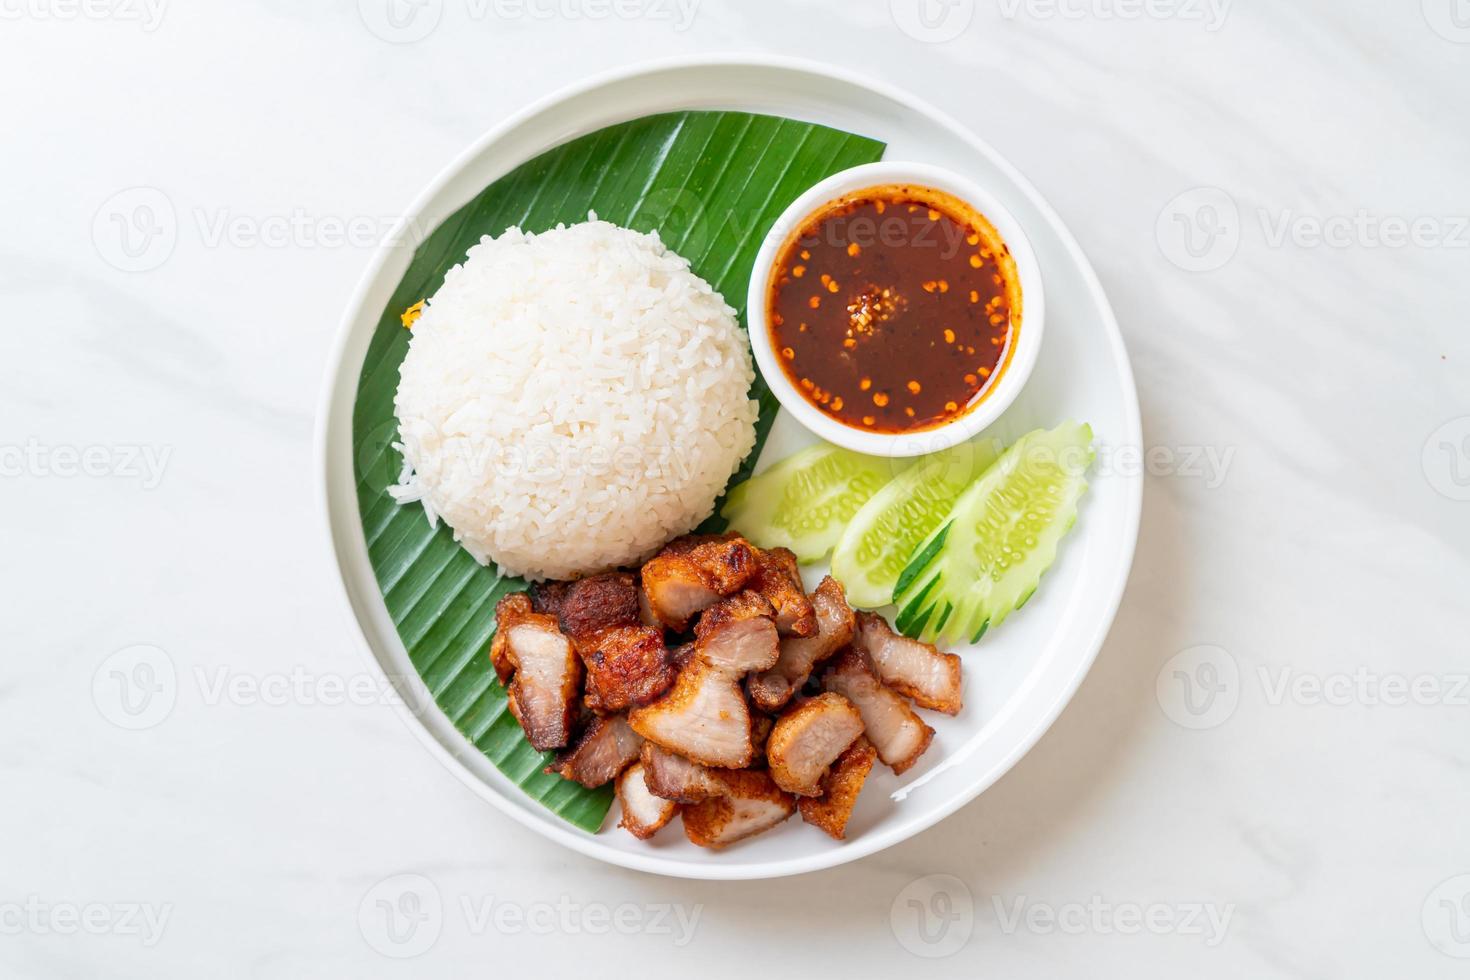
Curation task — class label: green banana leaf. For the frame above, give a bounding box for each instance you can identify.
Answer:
[352,111,886,832]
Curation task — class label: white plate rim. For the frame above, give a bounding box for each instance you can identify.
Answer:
[314,53,1143,881]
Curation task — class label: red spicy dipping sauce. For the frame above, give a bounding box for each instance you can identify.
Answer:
[766,184,1023,434]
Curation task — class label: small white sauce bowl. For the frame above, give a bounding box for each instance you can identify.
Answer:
[746,161,1044,458]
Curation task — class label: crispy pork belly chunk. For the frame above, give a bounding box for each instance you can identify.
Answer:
[491,593,582,752]
[669,642,696,671]
[640,743,723,804]
[640,533,757,631]
[694,591,780,675]
[616,763,678,840]
[665,533,758,592]
[639,558,717,633]
[767,693,866,796]
[546,714,643,788]
[629,657,754,768]
[853,613,963,715]
[682,770,796,849]
[527,581,570,619]
[489,593,530,685]
[557,572,640,640]
[750,547,816,637]
[823,648,934,775]
[799,736,877,840]
[749,714,774,767]
[637,588,661,629]
[629,594,778,768]
[579,625,675,712]
[748,577,856,712]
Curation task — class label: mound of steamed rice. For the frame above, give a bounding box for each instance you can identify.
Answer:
[390,217,759,582]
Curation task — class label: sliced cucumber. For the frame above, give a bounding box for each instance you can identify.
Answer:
[894,422,1094,644]
[721,444,898,562]
[830,439,1001,609]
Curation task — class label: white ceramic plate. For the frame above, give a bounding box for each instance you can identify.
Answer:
[316,55,1142,880]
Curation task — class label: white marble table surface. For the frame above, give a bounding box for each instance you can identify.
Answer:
[4,1,1467,976]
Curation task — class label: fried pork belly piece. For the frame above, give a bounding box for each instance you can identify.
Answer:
[823,649,934,774]
[682,769,796,849]
[639,743,723,804]
[637,588,661,629]
[629,657,755,768]
[488,593,529,685]
[579,625,675,712]
[640,533,757,631]
[853,613,963,715]
[557,572,640,640]
[665,533,758,591]
[491,593,582,751]
[750,547,816,637]
[749,714,774,767]
[748,577,856,712]
[669,642,696,671]
[629,593,778,768]
[693,591,780,674]
[767,693,866,796]
[527,581,570,619]
[798,736,877,840]
[546,714,643,788]
[638,559,716,633]
[616,762,678,840]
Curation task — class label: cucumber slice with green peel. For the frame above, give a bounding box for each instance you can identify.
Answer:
[830,439,1001,608]
[894,422,1095,644]
[721,444,899,563]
